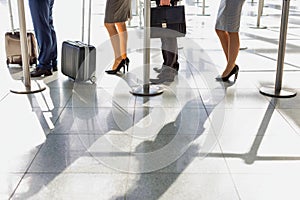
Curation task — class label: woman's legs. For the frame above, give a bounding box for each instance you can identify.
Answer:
[116,22,128,59]
[105,23,122,69]
[216,29,240,77]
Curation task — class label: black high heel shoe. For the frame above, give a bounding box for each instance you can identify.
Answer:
[105,59,126,74]
[216,65,239,82]
[124,57,130,72]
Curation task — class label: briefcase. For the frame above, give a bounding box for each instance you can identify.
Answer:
[150,5,186,38]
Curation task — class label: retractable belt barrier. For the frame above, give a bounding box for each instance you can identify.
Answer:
[259,0,296,98]
[10,0,46,94]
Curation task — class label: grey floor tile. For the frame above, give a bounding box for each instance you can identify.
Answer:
[0,173,24,200]
[125,173,239,200]
[12,173,127,200]
[232,173,300,200]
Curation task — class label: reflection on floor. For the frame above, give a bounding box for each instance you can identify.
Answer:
[1,0,300,199]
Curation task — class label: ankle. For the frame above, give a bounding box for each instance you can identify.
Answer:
[121,54,127,60]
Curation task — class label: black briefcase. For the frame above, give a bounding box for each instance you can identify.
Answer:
[150,5,186,38]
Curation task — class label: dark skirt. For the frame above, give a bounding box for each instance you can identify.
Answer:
[104,0,131,23]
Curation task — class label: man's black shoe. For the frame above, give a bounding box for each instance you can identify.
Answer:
[153,63,179,73]
[52,60,58,71]
[31,68,52,77]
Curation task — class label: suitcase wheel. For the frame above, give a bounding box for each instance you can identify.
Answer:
[6,59,10,67]
[90,76,96,84]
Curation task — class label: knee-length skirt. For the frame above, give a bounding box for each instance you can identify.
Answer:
[215,0,245,32]
[104,0,131,23]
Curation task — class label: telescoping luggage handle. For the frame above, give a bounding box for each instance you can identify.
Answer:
[8,0,15,34]
[81,0,92,45]
[81,0,93,80]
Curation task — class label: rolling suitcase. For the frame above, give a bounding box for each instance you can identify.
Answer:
[61,0,96,83]
[5,0,38,67]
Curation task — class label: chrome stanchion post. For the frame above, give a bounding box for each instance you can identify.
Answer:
[127,0,138,28]
[130,0,163,96]
[251,0,267,29]
[259,0,296,98]
[197,0,210,16]
[10,0,46,94]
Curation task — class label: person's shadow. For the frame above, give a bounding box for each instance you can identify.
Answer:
[111,95,219,199]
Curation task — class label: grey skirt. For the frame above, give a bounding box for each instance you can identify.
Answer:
[104,0,131,23]
[215,0,245,32]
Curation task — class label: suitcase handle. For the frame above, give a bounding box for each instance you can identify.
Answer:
[8,0,15,33]
[81,0,92,45]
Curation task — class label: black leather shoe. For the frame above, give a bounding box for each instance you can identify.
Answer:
[150,76,175,84]
[150,68,176,84]
[52,60,58,71]
[31,68,52,77]
[153,63,179,73]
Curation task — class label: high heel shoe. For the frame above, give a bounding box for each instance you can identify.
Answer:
[105,59,126,74]
[123,57,130,72]
[215,65,239,82]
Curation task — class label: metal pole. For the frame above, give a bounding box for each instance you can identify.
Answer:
[197,0,210,16]
[259,0,296,98]
[202,0,205,15]
[256,0,264,27]
[130,0,163,96]
[251,0,267,29]
[143,0,150,88]
[275,0,289,92]
[17,0,30,87]
[10,0,46,94]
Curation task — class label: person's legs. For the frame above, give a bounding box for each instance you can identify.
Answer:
[29,0,53,70]
[105,23,122,70]
[215,29,229,61]
[116,22,128,60]
[222,32,240,77]
[161,37,178,69]
[49,0,57,70]
[216,29,240,78]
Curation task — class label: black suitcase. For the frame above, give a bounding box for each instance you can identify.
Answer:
[61,0,96,83]
[61,41,96,82]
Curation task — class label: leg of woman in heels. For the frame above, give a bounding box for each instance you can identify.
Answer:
[104,0,130,74]
[215,0,245,82]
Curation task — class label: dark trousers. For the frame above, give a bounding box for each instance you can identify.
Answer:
[161,37,178,69]
[29,0,57,70]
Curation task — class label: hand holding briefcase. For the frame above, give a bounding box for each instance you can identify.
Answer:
[150,5,186,38]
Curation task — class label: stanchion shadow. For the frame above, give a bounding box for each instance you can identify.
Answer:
[201,98,300,164]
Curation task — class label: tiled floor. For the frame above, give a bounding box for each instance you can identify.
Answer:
[1,0,300,199]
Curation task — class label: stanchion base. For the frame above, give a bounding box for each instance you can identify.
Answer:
[130,85,164,96]
[259,86,296,98]
[240,46,248,50]
[250,26,267,29]
[127,25,138,28]
[10,80,46,94]
[197,14,210,16]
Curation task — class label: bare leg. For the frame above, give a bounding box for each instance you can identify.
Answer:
[105,23,122,70]
[216,29,240,77]
[216,29,229,61]
[222,32,240,77]
[116,22,128,59]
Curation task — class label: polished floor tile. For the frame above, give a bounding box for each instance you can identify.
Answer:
[1,0,300,199]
